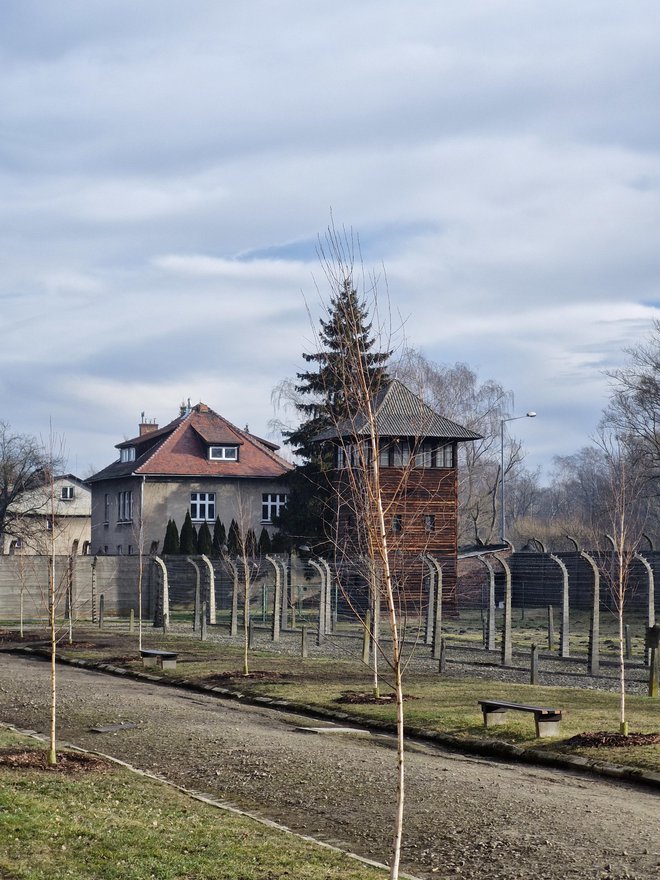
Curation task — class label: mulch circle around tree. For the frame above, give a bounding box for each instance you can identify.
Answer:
[336,690,418,704]
[0,748,113,773]
[0,630,47,645]
[565,731,660,748]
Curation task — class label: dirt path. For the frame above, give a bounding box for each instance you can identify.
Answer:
[0,654,658,880]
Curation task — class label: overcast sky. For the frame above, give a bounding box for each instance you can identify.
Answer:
[2,1,660,481]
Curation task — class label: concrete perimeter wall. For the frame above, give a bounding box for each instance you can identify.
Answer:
[0,555,149,621]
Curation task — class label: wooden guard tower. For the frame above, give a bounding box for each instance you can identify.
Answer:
[316,379,481,612]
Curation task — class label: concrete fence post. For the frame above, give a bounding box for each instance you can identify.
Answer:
[580,550,600,676]
[550,554,570,658]
[200,554,216,624]
[265,555,281,643]
[635,553,655,667]
[496,553,512,666]
[478,555,497,652]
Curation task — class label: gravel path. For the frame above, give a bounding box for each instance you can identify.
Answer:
[0,653,658,880]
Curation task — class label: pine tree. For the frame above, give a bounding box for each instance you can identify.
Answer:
[227,518,241,556]
[258,527,272,555]
[197,521,213,556]
[212,516,226,556]
[285,279,390,458]
[279,278,390,550]
[162,519,180,554]
[180,511,196,554]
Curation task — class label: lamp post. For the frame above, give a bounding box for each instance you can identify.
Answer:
[500,411,536,543]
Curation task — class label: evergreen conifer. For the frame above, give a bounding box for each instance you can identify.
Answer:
[197,521,213,555]
[162,519,180,554]
[227,518,241,555]
[279,278,390,550]
[180,511,196,554]
[212,516,226,556]
[258,527,272,555]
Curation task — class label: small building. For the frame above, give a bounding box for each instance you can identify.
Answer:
[87,403,293,556]
[316,379,480,609]
[3,474,91,555]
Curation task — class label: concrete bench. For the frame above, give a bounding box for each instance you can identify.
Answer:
[140,649,178,670]
[478,699,562,738]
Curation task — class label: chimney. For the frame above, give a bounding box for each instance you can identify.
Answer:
[139,412,159,436]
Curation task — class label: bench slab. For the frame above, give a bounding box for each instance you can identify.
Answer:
[140,649,178,670]
[478,699,562,738]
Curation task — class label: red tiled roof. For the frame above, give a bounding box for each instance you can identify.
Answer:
[88,403,292,483]
[136,405,292,478]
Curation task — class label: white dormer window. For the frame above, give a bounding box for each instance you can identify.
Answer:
[120,447,136,463]
[209,446,238,461]
[61,486,74,501]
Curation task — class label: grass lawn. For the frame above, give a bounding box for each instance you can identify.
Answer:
[0,728,386,880]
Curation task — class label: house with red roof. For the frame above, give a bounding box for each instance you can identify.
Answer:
[87,402,293,555]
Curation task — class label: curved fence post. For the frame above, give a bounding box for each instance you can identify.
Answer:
[265,555,282,642]
[152,556,169,629]
[580,550,600,675]
[199,555,216,624]
[278,557,289,631]
[90,556,98,624]
[478,555,497,651]
[428,554,443,661]
[635,552,655,665]
[187,557,201,631]
[224,558,239,637]
[496,553,512,666]
[307,559,326,645]
[319,558,333,634]
[421,554,436,647]
[549,553,570,658]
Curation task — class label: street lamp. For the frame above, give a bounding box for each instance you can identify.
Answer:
[500,411,537,543]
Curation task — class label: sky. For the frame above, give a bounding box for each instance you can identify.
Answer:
[2,1,660,482]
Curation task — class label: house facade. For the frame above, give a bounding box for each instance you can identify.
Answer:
[87,403,292,555]
[3,474,91,555]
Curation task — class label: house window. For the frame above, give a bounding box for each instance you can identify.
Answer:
[120,447,136,463]
[392,514,403,534]
[127,545,133,555]
[117,545,123,555]
[209,446,238,461]
[117,490,133,522]
[104,493,110,524]
[424,514,436,533]
[46,517,54,531]
[262,493,287,523]
[191,492,215,521]
[61,486,74,501]
[336,446,345,468]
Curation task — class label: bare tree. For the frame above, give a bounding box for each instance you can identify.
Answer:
[311,225,432,880]
[0,421,63,553]
[606,320,660,480]
[592,426,648,734]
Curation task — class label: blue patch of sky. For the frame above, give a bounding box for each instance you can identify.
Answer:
[239,220,440,265]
